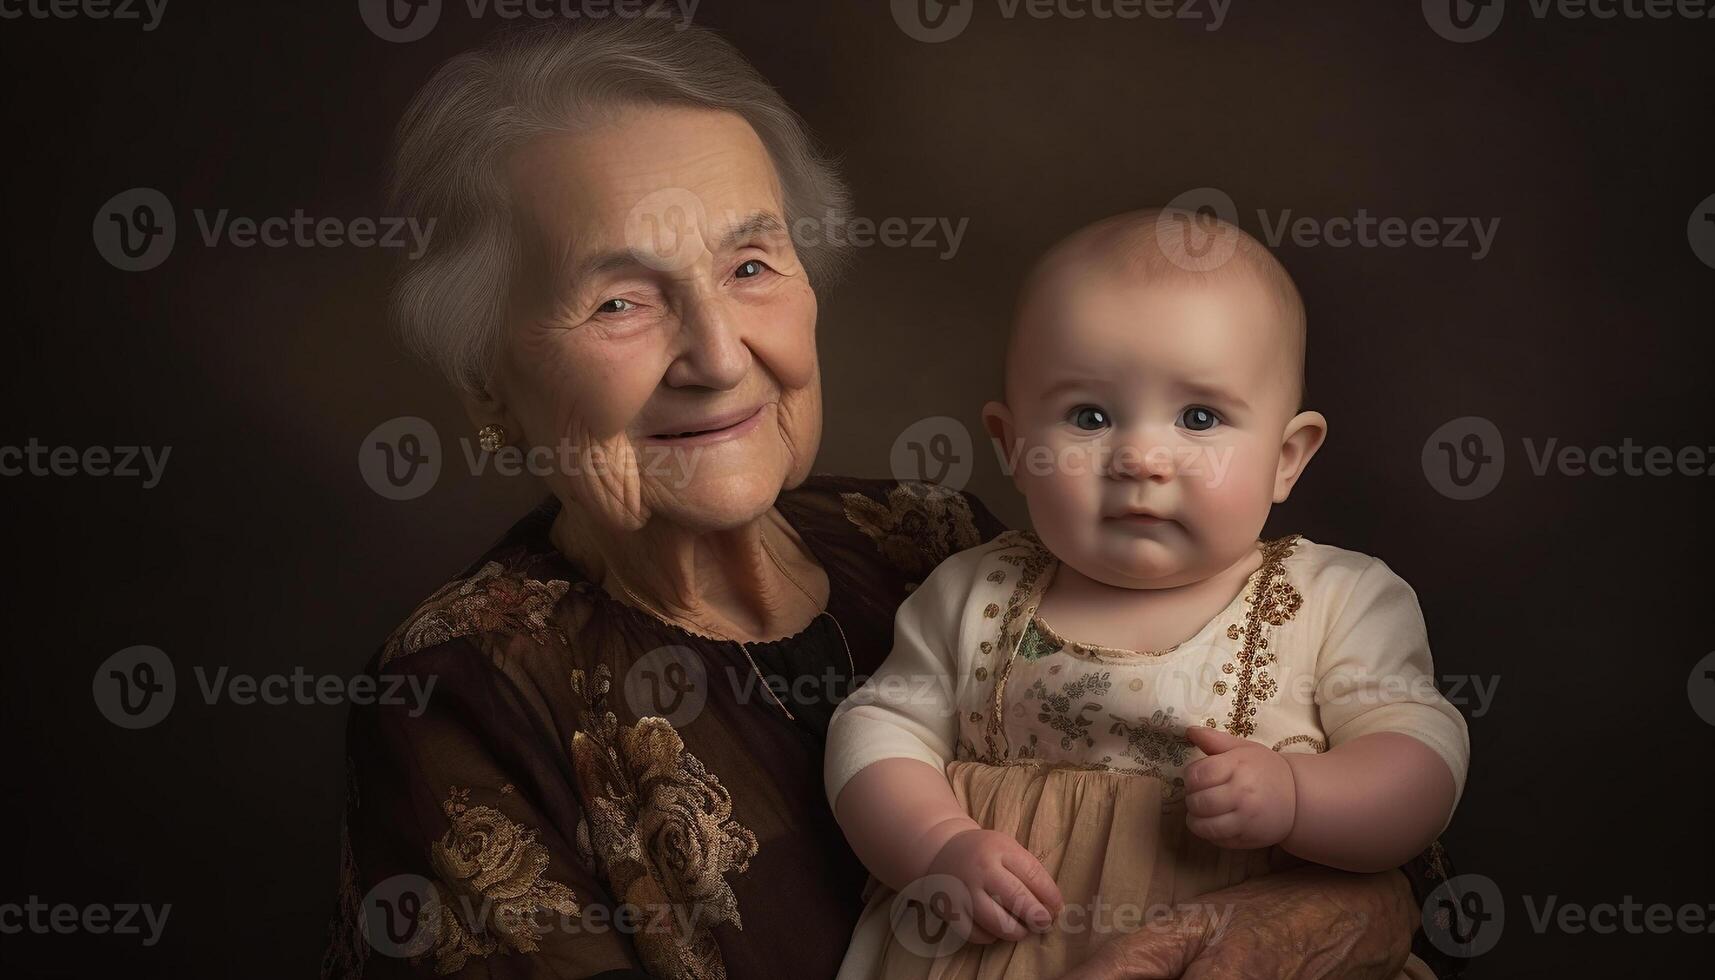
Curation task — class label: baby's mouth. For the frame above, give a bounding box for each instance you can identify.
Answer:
[1105,509,1177,529]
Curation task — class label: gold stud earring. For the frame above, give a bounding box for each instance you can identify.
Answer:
[477,423,507,453]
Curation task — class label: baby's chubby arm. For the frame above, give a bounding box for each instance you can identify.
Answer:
[834,760,1063,940]
[1184,558,1470,872]
[825,545,1062,942]
[1182,726,1458,872]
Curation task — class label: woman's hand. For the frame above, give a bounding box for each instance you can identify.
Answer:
[1055,865,1417,980]
[926,828,1065,943]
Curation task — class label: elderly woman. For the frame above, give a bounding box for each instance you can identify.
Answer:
[322,19,1455,980]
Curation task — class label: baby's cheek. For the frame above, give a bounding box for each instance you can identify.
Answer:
[1181,446,1276,534]
[1017,440,1103,539]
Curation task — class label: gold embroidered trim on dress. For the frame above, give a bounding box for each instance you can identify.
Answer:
[1270,734,1327,753]
[1220,536,1303,738]
[984,531,1056,760]
[1030,613,1183,662]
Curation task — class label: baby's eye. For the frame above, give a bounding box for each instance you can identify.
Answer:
[734,259,767,279]
[1068,405,1111,431]
[595,298,634,314]
[1179,406,1221,432]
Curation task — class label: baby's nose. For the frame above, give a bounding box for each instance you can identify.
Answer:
[1108,438,1177,480]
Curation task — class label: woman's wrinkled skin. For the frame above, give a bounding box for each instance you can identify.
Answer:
[1057,867,1416,980]
[463,103,827,642]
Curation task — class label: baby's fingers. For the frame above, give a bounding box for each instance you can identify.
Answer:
[1184,754,1237,792]
[1184,784,1239,818]
[1002,850,1064,918]
[1185,810,1247,844]
[972,887,1034,942]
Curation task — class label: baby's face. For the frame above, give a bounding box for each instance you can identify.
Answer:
[989,266,1309,590]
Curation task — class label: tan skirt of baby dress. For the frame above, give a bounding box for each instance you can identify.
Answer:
[842,761,1435,980]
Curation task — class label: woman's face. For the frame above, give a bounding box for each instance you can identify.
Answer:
[489,104,822,534]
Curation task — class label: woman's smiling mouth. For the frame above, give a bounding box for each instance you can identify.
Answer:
[645,404,768,445]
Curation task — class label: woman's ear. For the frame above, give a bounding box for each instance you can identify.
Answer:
[457,382,517,444]
[1273,410,1328,503]
[982,400,1022,486]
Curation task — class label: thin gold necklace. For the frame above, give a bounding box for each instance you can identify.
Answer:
[613,523,853,723]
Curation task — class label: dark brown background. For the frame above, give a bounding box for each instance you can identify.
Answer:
[4,1,1712,977]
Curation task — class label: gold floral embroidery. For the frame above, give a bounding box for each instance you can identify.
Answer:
[1219,536,1303,738]
[382,561,571,665]
[840,481,982,584]
[422,787,582,975]
[569,666,757,980]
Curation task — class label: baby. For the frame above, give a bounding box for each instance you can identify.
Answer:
[825,210,1470,979]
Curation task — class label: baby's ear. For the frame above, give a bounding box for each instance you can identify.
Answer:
[1273,411,1328,503]
[981,401,1023,485]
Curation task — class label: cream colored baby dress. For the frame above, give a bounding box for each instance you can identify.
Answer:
[826,530,1469,980]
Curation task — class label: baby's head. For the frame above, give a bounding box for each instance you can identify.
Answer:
[983,209,1327,590]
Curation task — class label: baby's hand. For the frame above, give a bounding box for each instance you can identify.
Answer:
[924,829,1063,943]
[1183,726,1296,850]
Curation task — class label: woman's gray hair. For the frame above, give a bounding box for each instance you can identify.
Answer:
[388,18,852,392]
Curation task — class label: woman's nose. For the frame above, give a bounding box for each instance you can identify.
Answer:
[664,294,752,391]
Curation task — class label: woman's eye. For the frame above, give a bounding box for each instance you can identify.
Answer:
[734,259,766,279]
[595,298,633,314]
[1068,406,1110,431]
[1180,406,1220,431]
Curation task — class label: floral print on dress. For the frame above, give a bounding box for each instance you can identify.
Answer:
[382,561,571,665]
[840,481,981,587]
[1109,706,1192,770]
[1022,671,1111,750]
[569,666,758,980]
[1017,619,1063,662]
[419,787,583,974]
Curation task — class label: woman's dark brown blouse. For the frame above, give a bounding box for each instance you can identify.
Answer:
[320,475,1462,980]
